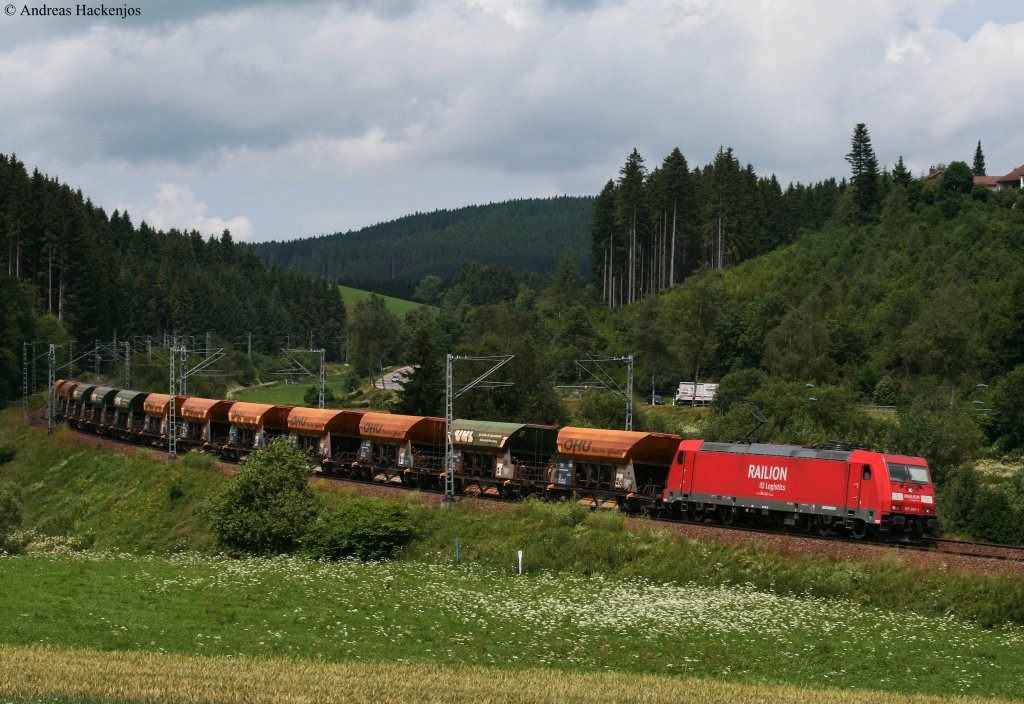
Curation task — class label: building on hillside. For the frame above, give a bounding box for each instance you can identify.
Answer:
[974,165,1024,191]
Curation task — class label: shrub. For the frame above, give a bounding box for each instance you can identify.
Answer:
[304,385,337,407]
[872,376,900,406]
[969,486,1022,545]
[0,480,24,553]
[987,365,1024,452]
[937,464,978,534]
[208,439,319,555]
[303,498,415,561]
[0,444,16,465]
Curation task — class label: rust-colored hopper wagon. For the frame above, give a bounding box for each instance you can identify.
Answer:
[177,397,234,453]
[286,407,365,474]
[450,419,557,498]
[54,380,79,420]
[139,394,188,447]
[224,402,293,461]
[356,412,445,485]
[552,427,681,510]
[51,379,66,420]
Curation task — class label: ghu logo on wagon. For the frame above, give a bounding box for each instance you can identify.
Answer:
[749,463,788,494]
[560,439,592,453]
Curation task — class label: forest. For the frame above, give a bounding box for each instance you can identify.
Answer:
[251,196,594,297]
[0,152,346,404]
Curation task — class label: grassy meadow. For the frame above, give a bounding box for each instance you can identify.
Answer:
[230,362,399,407]
[336,284,424,316]
[4,408,1024,702]
[1,552,1022,699]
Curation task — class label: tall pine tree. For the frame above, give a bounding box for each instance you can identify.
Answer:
[845,123,881,223]
[614,149,650,306]
[973,140,986,176]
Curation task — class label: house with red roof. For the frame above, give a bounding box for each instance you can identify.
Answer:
[974,165,1024,191]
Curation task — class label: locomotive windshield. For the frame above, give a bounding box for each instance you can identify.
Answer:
[887,462,930,484]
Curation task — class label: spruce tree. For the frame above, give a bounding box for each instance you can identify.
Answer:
[590,180,617,307]
[396,319,443,416]
[973,140,986,176]
[892,156,912,188]
[844,123,880,222]
[614,149,650,305]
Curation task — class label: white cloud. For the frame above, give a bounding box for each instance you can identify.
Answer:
[2,0,1023,240]
[141,183,255,241]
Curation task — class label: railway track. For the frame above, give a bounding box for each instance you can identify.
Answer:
[926,537,1024,563]
[31,411,1024,576]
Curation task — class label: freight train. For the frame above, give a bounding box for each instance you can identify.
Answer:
[51,379,941,540]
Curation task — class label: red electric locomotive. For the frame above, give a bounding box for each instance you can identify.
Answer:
[664,440,939,539]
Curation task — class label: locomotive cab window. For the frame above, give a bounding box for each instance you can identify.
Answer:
[862,465,871,480]
[888,462,930,484]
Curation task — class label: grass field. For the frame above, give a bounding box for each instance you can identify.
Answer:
[231,379,352,405]
[229,363,396,407]
[0,553,1022,699]
[336,284,424,316]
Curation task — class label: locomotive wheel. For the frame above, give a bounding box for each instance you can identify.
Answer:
[718,506,736,526]
[850,519,868,540]
[814,517,835,538]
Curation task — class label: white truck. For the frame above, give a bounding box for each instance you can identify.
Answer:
[674,381,718,406]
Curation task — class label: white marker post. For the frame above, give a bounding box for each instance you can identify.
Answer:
[517,549,523,575]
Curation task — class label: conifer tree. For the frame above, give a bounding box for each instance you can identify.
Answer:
[650,148,695,288]
[845,123,880,223]
[973,140,986,176]
[892,156,912,188]
[590,180,617,308]
[614,149,650,306]
[396,315,443,416]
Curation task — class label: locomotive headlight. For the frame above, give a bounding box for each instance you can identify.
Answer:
[891,492,904,501]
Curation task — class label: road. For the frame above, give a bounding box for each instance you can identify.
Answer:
[372,365,415,391]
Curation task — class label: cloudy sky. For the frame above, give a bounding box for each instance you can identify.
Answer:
[2,0,1023,242]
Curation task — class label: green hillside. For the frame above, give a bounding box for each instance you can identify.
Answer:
[337,284,423,316]
[251,196,594,290]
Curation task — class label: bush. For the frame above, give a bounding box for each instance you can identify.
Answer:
[0,444,16,465]
[938,464,978,534]
[0,480,24,553]
[969,486,1023,545]
[208,439,319,555]
[303,498,415,561]
[987,365,1024,452]
[872,376,900,406]
[304,385,337,407]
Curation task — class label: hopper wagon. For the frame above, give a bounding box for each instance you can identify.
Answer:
[451,419,557,498]
[356,412,445,485]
